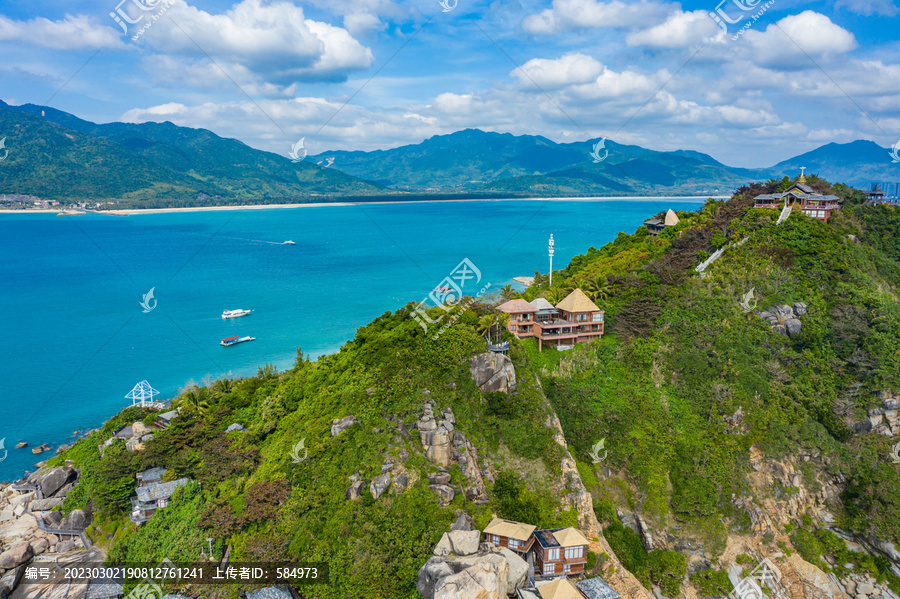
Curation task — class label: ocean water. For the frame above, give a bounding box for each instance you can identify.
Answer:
[0,198,702,479]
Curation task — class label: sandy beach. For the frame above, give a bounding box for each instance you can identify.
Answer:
[0,195,726,216]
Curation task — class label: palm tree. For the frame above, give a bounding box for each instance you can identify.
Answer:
[546,286,572,305]
[212,378,235,396]
[500,284,517,302]
[176,386,210,416]
[587,275,611,301]
[477,314,497,338]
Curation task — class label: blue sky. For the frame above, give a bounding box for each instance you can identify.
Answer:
[1,0,899,166]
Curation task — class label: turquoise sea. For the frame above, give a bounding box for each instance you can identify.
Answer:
[0,198,703,479]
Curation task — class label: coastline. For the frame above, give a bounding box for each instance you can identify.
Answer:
[3,341,344,482]
[0,195,726,216]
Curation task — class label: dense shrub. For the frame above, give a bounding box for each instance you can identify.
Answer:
[690,567,733,597]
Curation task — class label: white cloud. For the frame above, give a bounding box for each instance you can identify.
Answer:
[511,53,605,90]
[626,10,723,48]
[138,55,296,97]
[84,4,900,168]
[834,0,899,16]
[121,97,444,154]
[137,0,374,85]
[0,14,123,50]
[808,128,855,141]
[521,0,672,35]
[743,11,857,69]
[343,12,387,37]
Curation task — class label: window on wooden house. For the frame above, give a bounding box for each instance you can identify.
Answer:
[564,546,582,560]
[543,563,555,576]
[548,548,560,561]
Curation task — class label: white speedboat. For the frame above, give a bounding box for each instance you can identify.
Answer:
[283,240,296,245]
[221,336,255,346]
[222,309,252,319]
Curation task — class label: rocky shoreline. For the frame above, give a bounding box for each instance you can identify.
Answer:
[0,463,99,599]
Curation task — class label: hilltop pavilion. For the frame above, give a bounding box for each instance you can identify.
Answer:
[753,171,842,223]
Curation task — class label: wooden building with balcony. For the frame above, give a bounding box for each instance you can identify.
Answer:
[497,289,604,352]
[496,299,538,338]
[531,527,590,577]
[483,517,536,554]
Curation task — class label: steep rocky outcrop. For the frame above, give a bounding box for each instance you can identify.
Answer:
[417,513,527,599]
[863,391,900,438]
[469,353,517,394]
[0,468,98,597]
[331,415,358,436]
[758,302,806,337]
[538,383,653,599]
[417,401,488,504]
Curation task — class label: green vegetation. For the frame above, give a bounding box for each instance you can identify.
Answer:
[600,509,688,596]
[528,181,900,551]
[790,527,900,593]
[51,177,900,597]
[58,305,568,598]
[690,567,733,598]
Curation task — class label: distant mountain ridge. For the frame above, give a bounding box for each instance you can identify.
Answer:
[0,100,383,205]
[770,140,898,189]
[313,129,895,195]
[0,100,895,205]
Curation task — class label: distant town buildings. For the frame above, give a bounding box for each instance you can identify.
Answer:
[0,194,59,209]
[496,288,604,351]
[753,172,843,222]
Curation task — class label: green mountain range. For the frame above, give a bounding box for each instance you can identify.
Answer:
[0,101,383,206]
[314,129,895,195]
[0,100,895,206]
